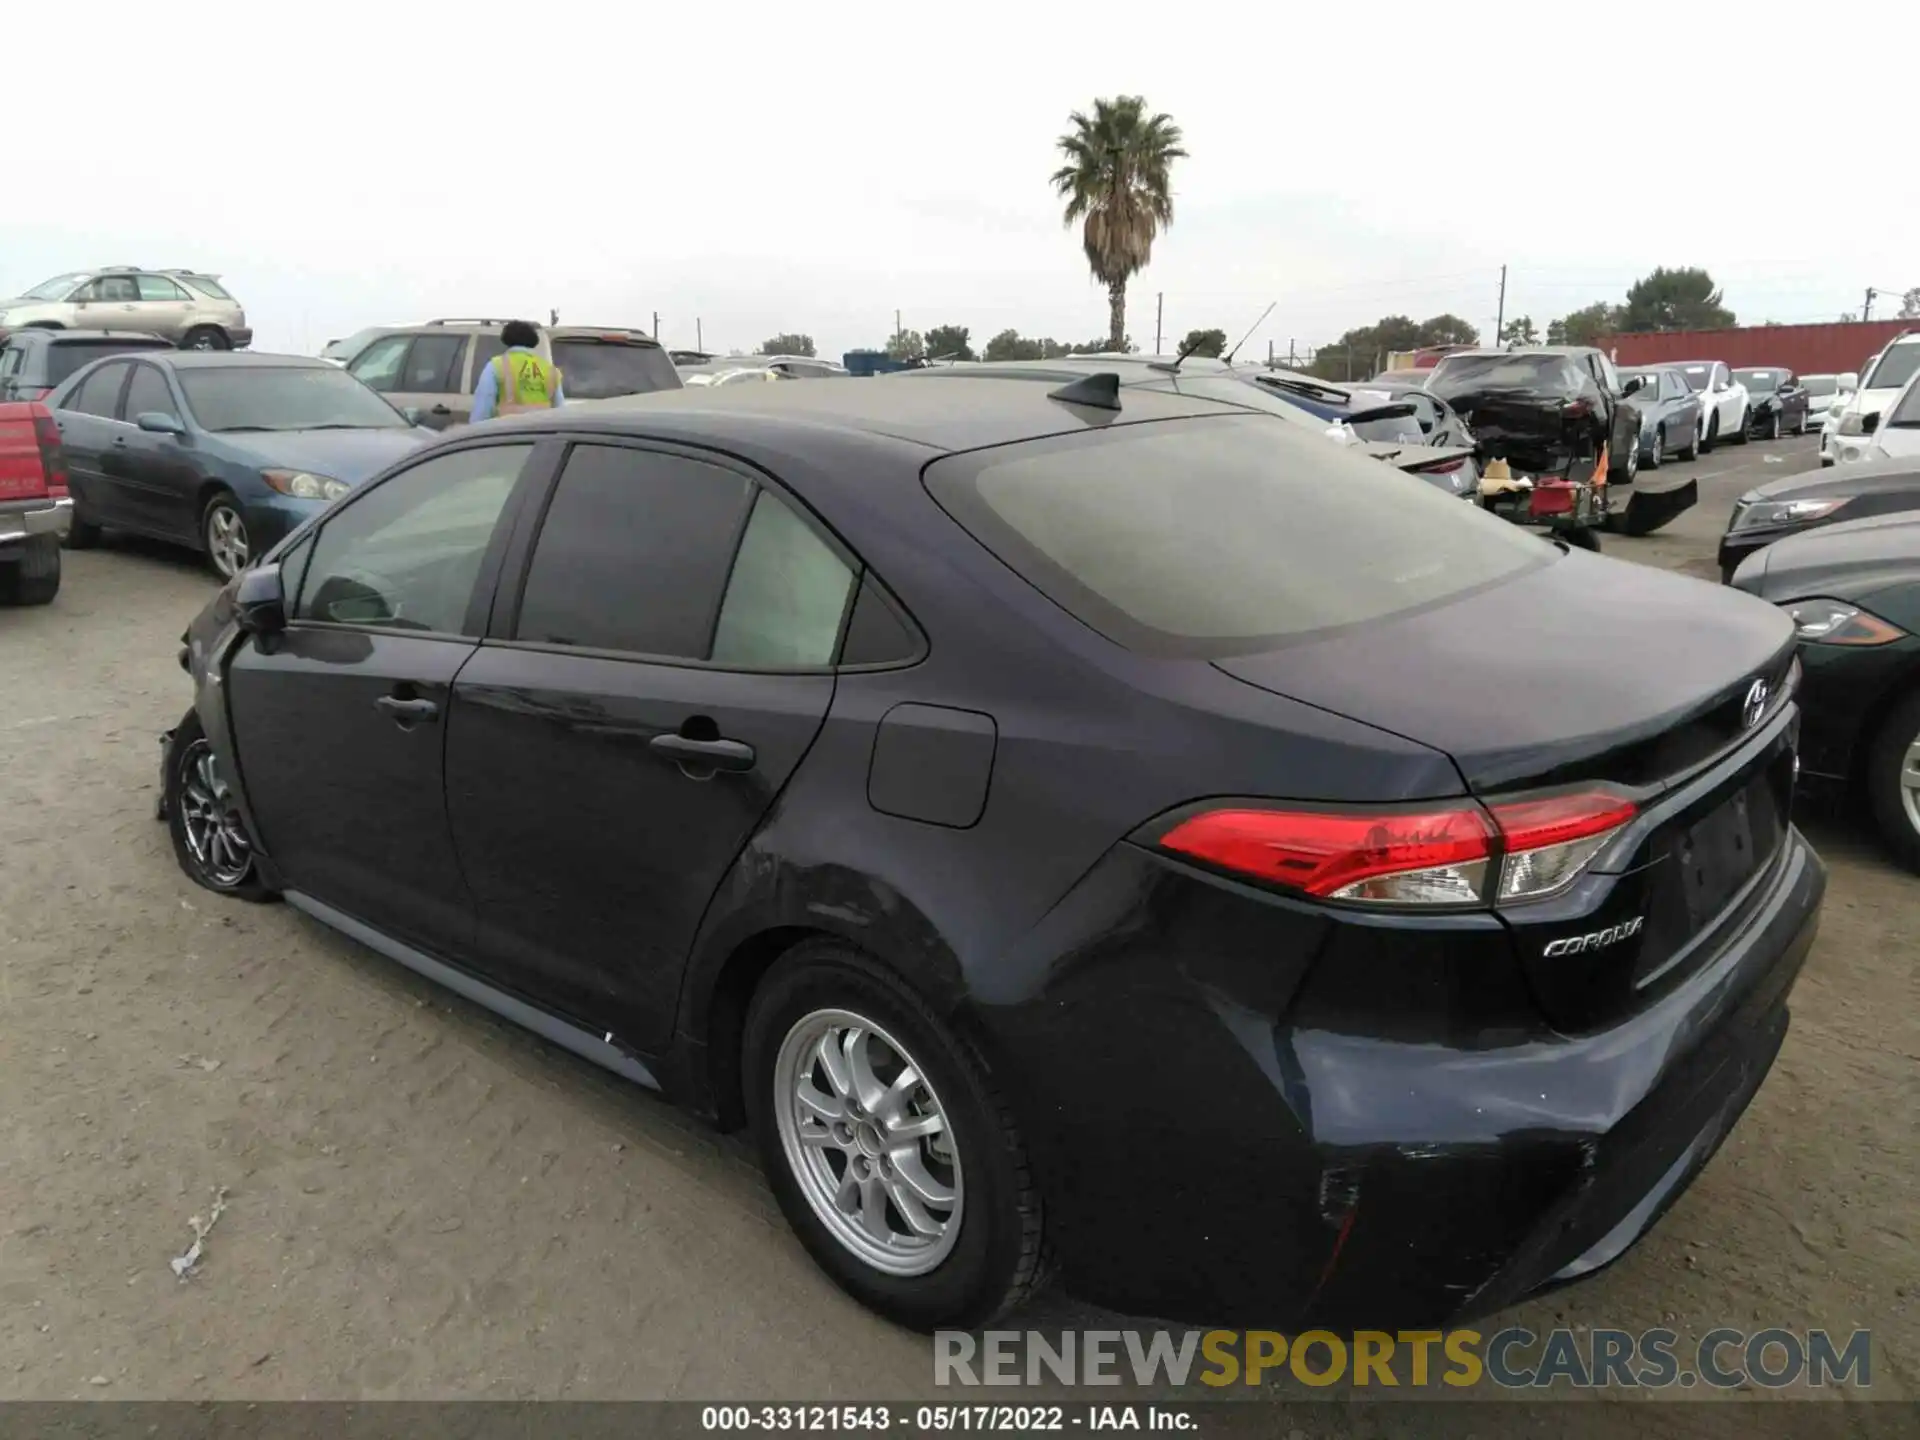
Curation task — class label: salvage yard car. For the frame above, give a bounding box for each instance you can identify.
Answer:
[1427,346,1643,482]
[162,376,1825,1334]
[1734,367,1813,439]
[1673,361,1752,451]
[0,267,251,351]
[0,399,70,605]
[1620,365,1704,467]
[1718,455,1920,580]
[1826,331,1919,466]
[50,352,430,578]
[0,329,176,403]
[1729,511,1920,871]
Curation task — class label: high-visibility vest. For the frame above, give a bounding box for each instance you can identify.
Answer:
[493,349,562,415]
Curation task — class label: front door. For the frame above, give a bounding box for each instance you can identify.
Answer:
[445,440,853,1046]
[116,360,203,539]
[224,439,542,953]
[55,360,133,527]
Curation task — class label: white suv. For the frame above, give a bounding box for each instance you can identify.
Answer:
[1826,331,1920,466]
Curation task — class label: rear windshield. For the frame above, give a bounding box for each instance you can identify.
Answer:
[1675,365,1712,392]
[551,339,683,400]
[1429,354,1578,395]
[923,413,1548,657]
[180,275,233,300]
[46,337,172,384]
[1734,369,1782,392]
[1865,342,1920,394]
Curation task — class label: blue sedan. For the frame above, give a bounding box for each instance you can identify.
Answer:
[47,351,432,578]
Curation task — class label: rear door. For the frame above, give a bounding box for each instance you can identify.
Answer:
[55,360,133,526]
[444,439,851,1046]
[117,361,203,539]
[130,275,195,342]
[224,440,542,951]
[386,333,468,428]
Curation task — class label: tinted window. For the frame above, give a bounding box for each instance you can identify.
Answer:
[516,445,752,656]
[348,335,411,392]
[1866,342,1920,393]
[68,362,130,418]
[179,366,410,433]
[924,414,1549,658]
[403,335,466,393]
[1429,355,1580,396]
[549,339,682,399]
[181,275,232,300]
[135,275,188,302]
[45,337,171,386]
[297,444,532,634]
[122,364,175,421]
[711,489,856,667]
[1803,376,1838,398]
[839,576,921,666]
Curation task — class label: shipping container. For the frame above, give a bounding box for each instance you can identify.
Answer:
[1607,321,1910,377]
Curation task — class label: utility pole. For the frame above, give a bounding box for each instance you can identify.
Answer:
[1864,288,1878,322]
[1155,293,1163,355]
[1267,340,1274,366]
[895,309,902,345]
[652,311,660,340]
[696,318,703,352]
[1495,264,1508,344]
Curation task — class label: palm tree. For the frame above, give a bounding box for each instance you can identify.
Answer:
[1051,96,1187,352]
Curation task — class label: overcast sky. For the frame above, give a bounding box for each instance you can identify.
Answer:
[7,3,1916,362]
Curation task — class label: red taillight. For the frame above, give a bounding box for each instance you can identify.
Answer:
[31,407,67,499]
[1159,805,1494,906]
[1157,787,1638,909]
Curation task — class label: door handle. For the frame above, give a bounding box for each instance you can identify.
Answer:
[649,732,755,772]
[429,404,452,415]
[112,437,127,446]
[375,695,440,725]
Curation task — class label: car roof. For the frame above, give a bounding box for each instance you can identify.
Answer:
[11,329,167,344]
[149,351,334,370]
[493,371,1248,452]
[1442,347,1593,359]
[370,321,662,346]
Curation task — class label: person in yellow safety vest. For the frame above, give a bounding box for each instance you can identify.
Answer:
[470,320,565,421]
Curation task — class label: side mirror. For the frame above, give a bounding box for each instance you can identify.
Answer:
[232,562,287,636]
[136,411,186,436]
[1839,372,1859,391]
[1862,412,1881,435]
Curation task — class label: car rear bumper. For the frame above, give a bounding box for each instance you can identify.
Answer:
[0,495,71,545]
[228,327,253,349]
[983,827,1824,1328]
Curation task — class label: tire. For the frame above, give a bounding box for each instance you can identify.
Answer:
[1560,526,1602,552]
[1766,411,1781,441]
[200,490,251,579]
[1617,438,1640,483]
[64,507,103,549]
[164,710,275,902]
[0,534,61,605]
[1680,423,1700,462]
[1730,408,1752,445]
[1795,413,1809,437]
[1864,689,1920,874]
[1701,415,1718,453]
[181,326,230,352]
[742,939,1047,1332]
[1645,426,1664,470]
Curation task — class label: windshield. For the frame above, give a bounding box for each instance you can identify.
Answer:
[1675,365,1712,393]
[1734,369,1782,393]
[923,413,1547,658]
[1865,342,1920,394]
[1887,379,1920,429]
[1802,375,1837,397]
[177,366,410,432]
[21,272,89,302]
[1428,354,1576,396]
[551,339,682,400]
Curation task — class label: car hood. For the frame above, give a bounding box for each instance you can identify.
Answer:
[220,426,431,483]
[1843,384,1904,418]
[1742,455,1920,506]
[1734,511,1920,602]
[1214,548,1794,792]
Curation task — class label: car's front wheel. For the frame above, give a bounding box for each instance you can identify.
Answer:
[743,940,1047,1331]
[1865,689,1920,874]
[1645,426,1664,469]
[201,490,251,579]
[1766,410,1782,440]
[165,712,275,901]
[1731,408,1752,444]
[1701,414,1718,453]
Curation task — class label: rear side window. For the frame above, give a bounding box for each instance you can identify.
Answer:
[135,275,189,301]
[46,338,171,386]
[68,362,131,419]
[549,339,683,399]
[181,275,232,300]
[710,489,856,667]
[924,414,1549,658]
[515,444,753,657]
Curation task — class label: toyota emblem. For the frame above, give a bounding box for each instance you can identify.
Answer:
[1742,677,1770,729]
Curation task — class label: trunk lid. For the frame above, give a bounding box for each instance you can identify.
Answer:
[0,402,52,503]
[1215,550,1800,1028]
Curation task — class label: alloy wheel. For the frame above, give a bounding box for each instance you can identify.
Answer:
[1900,732,1920,839]
[178,740,253,887]
[773,1008,963,1277]
[205,502,250,578]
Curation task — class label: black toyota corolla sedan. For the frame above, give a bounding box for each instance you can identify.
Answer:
[162,374,1826,1332]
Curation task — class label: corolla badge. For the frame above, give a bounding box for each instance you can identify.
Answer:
[1742,678,1770,730]
[1542,916,1645,958]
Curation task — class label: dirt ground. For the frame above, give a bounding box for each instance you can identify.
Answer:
[0,434,1913,1411]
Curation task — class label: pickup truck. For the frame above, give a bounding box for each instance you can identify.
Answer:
[0,400,71,605]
